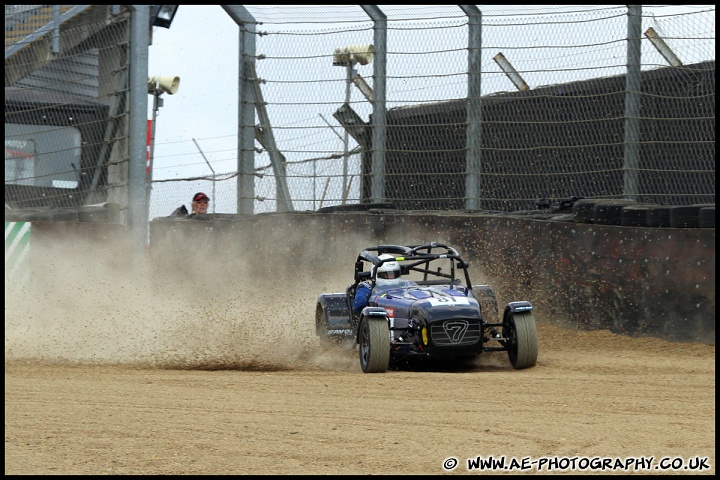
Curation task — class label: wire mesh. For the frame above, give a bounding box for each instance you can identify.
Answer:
[4,5,715,219]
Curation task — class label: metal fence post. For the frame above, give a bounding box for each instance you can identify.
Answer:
[461,5,482,210]
[624,6,642,201]
[361,6,387,203]
[128,5,150,254]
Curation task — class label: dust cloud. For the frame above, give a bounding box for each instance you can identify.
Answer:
[3,225,369,372]
[4,222,529,372]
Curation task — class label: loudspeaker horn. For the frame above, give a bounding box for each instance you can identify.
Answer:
[332,44,374,66]
[148,75,180,95]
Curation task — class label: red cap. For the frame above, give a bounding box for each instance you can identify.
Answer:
[193,192,209,202]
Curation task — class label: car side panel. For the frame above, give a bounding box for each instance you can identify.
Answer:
[317,293,352,336]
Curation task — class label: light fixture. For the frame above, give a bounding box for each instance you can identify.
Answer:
[146,74,180,221]
[331,44,373,204]
[151,5,179,29]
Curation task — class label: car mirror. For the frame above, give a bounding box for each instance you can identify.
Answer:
[358,271,371,281]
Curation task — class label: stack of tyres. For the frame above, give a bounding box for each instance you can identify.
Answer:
[620,204,654,227]
[670,203,716,228]
[566,199,715,228]
[593,199,638,225]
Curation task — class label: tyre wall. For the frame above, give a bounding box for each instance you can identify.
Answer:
[148,212,714,345]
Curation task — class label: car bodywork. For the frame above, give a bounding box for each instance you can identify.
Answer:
[315,242,538,373]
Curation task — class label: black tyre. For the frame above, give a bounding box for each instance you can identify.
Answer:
[315,304,330,342]
[621,205,653,227]
[317,202,395,213]
[572,199,600,223]
[699,206,715,228]
[316,304,352,346]
[503,312,538,369]
[670,205,702,228]
[646,205,672,227]
[358,316,390,373]
[593,200,636,225]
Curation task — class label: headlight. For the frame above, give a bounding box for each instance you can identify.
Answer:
[421,327,428,346]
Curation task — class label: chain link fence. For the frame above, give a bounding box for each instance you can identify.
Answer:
[4,5,715,219]
[5,5,130,213]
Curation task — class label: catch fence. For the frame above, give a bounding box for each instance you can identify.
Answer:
[4,5,715,219]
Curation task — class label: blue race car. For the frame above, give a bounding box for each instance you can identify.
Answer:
[315,242,538,373]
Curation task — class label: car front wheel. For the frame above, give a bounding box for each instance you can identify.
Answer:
[358,316,390,373]
[503,311,538,369]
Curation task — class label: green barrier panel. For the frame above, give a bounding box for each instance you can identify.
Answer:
[5,221,31,286]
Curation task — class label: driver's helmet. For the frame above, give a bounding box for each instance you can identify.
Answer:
[374,254,401,285]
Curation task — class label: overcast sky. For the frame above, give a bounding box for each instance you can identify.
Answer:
[145,5,714,217]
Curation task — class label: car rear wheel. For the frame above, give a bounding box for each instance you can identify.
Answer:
[358,316,390,373]
[315,305,330,342]
[503,312,538,369]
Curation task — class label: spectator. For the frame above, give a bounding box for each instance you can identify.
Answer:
[190,192,209,215]
[168,192,210,217]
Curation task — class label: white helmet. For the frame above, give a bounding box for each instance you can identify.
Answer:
[375,253,401,284]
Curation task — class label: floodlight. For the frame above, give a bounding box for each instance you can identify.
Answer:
[151,5,179,28]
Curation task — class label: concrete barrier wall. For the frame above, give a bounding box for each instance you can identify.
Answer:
[148,212,714,345]
[23,212,714,345]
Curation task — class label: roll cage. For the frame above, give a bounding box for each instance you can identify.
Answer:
[352,242,474,289]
